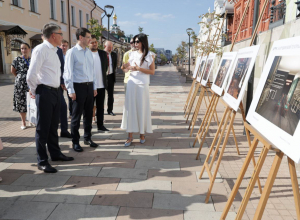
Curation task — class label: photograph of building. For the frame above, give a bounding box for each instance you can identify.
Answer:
[214,59,232,87]
[227,58,251,99]
[198,59,206,78]
[255,56,300,136]
[202,59,213,81]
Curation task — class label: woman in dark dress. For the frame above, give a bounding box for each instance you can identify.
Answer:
[11,43,31,130]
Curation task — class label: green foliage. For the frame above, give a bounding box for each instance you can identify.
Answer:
[138,26,143,33]
[160,54,167,63]
[172,54,178,63]
[87,18,106,40]
[176,41,187,61]
[149,44,156,54]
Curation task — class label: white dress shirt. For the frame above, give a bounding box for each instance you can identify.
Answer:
[26,40,61,96]
[92,51,104,89]
[63,43,96,94]
[108,53,113,74]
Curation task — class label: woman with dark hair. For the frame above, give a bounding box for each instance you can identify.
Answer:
[11,42,31,130]
[121,34,155,147]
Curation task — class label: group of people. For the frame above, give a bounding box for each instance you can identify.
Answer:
[9,23,155,173]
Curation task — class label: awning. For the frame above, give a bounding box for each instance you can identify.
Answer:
[30,34,42,40]
[0,25,27,36]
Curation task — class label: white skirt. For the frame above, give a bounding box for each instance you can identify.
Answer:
[121,80,153,134]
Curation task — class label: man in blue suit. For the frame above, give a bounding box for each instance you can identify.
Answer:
[57,46,72,138]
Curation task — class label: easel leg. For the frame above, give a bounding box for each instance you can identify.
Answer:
[287,158,300,220]
[230,126,240,155]
[252,151,284,220]
[205,111,236,203]
[184,80,195,112]
[189,89,205,133]
[220,138,259,220]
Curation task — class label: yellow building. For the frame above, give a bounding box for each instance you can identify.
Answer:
[0,0,104,81]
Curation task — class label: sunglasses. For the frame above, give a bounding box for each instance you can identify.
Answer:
[135,40,140,44]
[130,42,134,44]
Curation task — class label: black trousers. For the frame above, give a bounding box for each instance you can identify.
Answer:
[71,83,94,144]
[107,74,115,113]
[59,88,68,133]
[95,88,105,129]
[35,85,62,165]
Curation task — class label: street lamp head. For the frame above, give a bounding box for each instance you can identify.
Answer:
[186,28,193,36]
[104,5,114,17]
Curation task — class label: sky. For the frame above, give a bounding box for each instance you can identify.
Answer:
[96,0,215,54]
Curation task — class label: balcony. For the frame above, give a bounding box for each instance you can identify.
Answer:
[269,0,286,29]
[221,31,232,47]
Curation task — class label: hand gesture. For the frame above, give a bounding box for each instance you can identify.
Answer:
[69,93,76,100]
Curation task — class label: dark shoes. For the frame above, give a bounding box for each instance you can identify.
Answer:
[61,131,72,138]
[84,139,98,148]
[98,126,110,133]
[107,111,115,116]
[73,143,83,152]
[51,154,74,161]
[38,164,57,173]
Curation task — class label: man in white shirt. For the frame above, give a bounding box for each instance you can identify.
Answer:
[27,23,74,173]
[89,35,110,132]
[64,28,98,152]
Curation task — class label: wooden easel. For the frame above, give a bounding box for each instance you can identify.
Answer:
[220,123,300,220]
[185,16,225,125]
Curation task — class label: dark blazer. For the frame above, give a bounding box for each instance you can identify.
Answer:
[109,51,118,83]
[98,49,108,89]
[56,47,65,85]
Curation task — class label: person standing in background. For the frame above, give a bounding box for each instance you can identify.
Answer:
[60,39,73,118]
[57,46,72,138]
[64,28,98,152]
[89,35,109,132]
[11,43,31,130]
[27,23,74,173]
[104,41,117,116]
[121,38,136,93]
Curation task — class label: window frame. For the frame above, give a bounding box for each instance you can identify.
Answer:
[71,5,76,27]
[50,0,56,20]
[79,9,82,27]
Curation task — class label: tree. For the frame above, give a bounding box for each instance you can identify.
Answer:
[160,54,167,63]
[138,26,143,33]
[176,41,187,67]
[172,54,178,64]
[87,18,106,49]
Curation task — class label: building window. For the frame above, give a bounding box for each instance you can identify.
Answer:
[30,0,36,12]
[86,13,89,29]
[12,0,19,6]
[61,1,65,23]
[50,0,55,19]
[71,6,75,26]
[79,10,82,27]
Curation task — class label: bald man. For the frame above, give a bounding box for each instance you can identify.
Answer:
[104,41,118,116]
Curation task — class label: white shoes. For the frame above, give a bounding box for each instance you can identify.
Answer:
[21,125,26,130]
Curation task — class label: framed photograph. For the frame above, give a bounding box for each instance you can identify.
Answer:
[211,52,238,96]
[201,53,216,86]
[223,45,260,111]
[193,57,201,79]
[247,36,300,163]
[196,56,207,83]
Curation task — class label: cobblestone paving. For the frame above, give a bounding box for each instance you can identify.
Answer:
[0,65,298,219]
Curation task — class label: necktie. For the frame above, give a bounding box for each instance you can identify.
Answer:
[107,53,110,75]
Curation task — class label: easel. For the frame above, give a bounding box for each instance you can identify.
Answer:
[196,0,265,203]
[220,123,300,220]
[185,15,225,125]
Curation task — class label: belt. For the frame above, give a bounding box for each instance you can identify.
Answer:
[41,84,60,91]
[75,82,93,85]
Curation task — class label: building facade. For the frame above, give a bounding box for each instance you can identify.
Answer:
[165,50,172,61]
[0,0,104,77]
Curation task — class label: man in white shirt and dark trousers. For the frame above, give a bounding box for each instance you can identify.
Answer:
[104,41,118,116]
[64,28,98,152]
[27,23,74,173]
[89,35,110,132]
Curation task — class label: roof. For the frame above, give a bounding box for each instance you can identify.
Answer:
[0,25,27,36]
[102,30,123,44]
[30,34,42,40]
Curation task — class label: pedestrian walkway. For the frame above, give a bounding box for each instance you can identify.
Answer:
[0,65,298,220]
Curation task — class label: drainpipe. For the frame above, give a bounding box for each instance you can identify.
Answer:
[91,0,96,19]
[67,0,71,48]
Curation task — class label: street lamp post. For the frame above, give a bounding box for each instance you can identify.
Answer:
[103,5,114,41]
[186,28,193,75]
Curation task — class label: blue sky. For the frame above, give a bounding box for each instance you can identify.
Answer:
[96,0,214,54]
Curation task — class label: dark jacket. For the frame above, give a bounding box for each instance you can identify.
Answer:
[109,51,118,83]
[97,49,108,89]
[56,47,65,85]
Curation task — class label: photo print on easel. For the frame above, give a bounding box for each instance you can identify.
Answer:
[223,45,260,111]
[201,53,216,86]
[197,56,207,82]
[193,57,202,78]
[247,36,300,163]
[211,52,238,96]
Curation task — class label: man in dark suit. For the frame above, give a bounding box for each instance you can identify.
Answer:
[89,35,110,132]
[104,41,117,116]
[57,46,72,138]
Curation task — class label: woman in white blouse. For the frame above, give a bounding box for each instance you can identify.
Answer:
[121,34,155,147]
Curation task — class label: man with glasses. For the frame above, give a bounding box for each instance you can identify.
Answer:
[121,38,136,93]
[64,27,98,152]
[27,23,74,173]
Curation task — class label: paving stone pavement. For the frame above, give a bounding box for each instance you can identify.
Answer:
[0,65,299,219]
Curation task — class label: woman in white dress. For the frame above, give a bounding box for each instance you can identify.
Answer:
[121,34,155,146]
